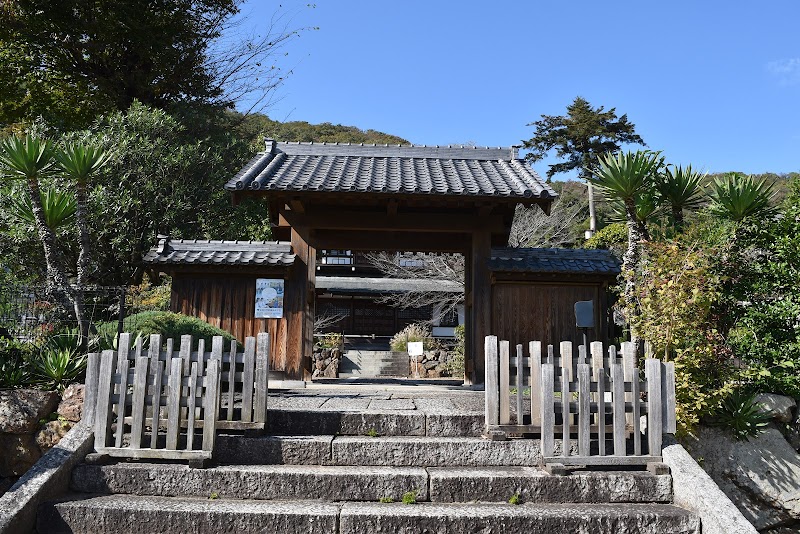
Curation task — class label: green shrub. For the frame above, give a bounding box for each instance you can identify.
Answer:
[98,311,237,349]
[390,323,437,352]
[126,279,171,314]
[508,493,522,505]
[378,496,394,503]
[444,324,465,377]
[31,346,87,392]
[0,338,34,388]
[317,332,342,349]
[713,390,771,441]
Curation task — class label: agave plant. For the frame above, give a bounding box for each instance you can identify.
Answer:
[709,173,776,222]
[656,165,707,229]
[31,345,88,392]
[8,186,76,230]
[714,390,771,441]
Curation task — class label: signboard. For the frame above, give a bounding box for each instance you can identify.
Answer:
[407,341,424,357]
[255,279,284,319]
[574,300,595,328]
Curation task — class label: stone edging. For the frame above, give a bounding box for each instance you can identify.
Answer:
[662,436,757,534]
[0,422,94,534]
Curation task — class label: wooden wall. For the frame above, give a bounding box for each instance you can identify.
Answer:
[491,281,609,352]
[170,274,290,374]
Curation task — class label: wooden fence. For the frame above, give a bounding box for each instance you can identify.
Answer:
[485,336,676,467]
[89,332,270,462]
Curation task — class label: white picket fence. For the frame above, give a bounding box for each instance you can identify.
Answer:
[88,332,270,462]
[485,336,676,466]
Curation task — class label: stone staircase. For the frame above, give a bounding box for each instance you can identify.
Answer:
[36,390,701,533]
[338,350,409,377]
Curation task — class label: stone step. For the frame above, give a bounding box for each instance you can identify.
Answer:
[266,408,483,437]
[38,495,700,534]
[71,463,428,502]
[70,463,672,505]
[427,467,673,503]
[215,435,564,466]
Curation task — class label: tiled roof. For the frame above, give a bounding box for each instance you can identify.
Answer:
[488,248,621,275]
[316,276,462,294]
[142,236,295,267]
[225,140,557,200]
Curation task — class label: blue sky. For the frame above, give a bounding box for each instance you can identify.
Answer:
[236,1,800,177]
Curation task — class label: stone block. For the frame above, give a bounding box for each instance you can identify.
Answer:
[215,435,333,465]
[0,389,60,434]
[755,393,797,423]
[36,420,72,454]
[57,384,85,423]
[38,494,339,534]
[0,433,41,477]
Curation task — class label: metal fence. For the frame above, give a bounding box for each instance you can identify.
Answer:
[0,284,127,342]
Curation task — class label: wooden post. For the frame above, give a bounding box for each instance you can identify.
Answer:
[286,227,315,379]
[484,335,499,428]
[499,340,510,425]
[469,230,491,384]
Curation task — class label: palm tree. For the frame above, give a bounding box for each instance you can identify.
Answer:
[9,187,77,230]
[588,150,664,344]
[55,143,109,343]
[656,165,706,230]
[0,136,75,298]
[709,173,776,222]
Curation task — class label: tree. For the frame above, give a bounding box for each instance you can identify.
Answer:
[709,173,776,223]
[0,135,82,329]
[0,1,305,127]
[522,96,645,235]
[656,165,706,230]
[588,150,664,340]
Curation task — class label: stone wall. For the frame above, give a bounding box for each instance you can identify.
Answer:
[0,385,85,494]
[408,349,461,379]
[312,347,342,379]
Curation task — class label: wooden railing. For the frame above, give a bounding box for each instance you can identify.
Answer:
[485,336,676,467]
[88,332,270,463]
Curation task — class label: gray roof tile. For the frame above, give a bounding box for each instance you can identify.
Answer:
[225,141,557,200]
[488,248,621,276]
[142,236,295,267]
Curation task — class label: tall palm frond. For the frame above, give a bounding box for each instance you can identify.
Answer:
[709,173,776,222]
[0,135,55,180]
[656,165,706,228]
[588,150,664,202]
[8,187,76,229]
[55,143,109,184]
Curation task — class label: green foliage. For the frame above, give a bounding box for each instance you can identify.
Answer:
[0,134,55,180]
[444,325,465,377]
[238,114,410,147]
[55,143,109,185]
[589,150,665,205]
[583,222,627,256]
[98,311,237,349]
[30,345,87,392]
[523,96,645,181]
[709,173,776,222]
[713,391,771,441]
[316,332,343,350]
[8,186,76,230]
[722,176,800,396]
[366,428,379,438]
[390,323,437,352]
[0,337,34,388]
[378,496,395,503]
[401,490,417,505]
[656,165,707,228]
[508,493,522,505]
[126,279,172,314]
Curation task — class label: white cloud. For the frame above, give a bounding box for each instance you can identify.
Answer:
[766,58,800,86]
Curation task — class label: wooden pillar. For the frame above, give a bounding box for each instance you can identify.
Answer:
[468,230,492,385]
[286,227,315,379]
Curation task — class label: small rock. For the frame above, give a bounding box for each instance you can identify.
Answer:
[315,360,324,370]
[428,369,442,379]
[424,360,438,370]
[0,389,60,434]
[36,419,71,453]
[756,393,797,423]
[331,348,341,359]
[0,433,41,477]
[322,348,331,359]
[322,363,337,379]
[58,383,85,423]
[312,368,322,379]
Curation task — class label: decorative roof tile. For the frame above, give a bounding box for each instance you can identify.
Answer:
[488,248,621,275]
[225,141,557,200]
[142,236,295,267]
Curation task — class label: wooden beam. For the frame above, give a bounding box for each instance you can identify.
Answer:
[285,228,314,379]
[310,229,470,252]
[387,199,398,217]
[281,208,505,234]
[289,199,305,214]
[468,230,492,385]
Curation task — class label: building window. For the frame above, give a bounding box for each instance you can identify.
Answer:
[438,307,459,327]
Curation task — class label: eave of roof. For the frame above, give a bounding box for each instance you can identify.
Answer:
[489,248,621,276]
[225,140,557,202]
[142,236,295,267]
